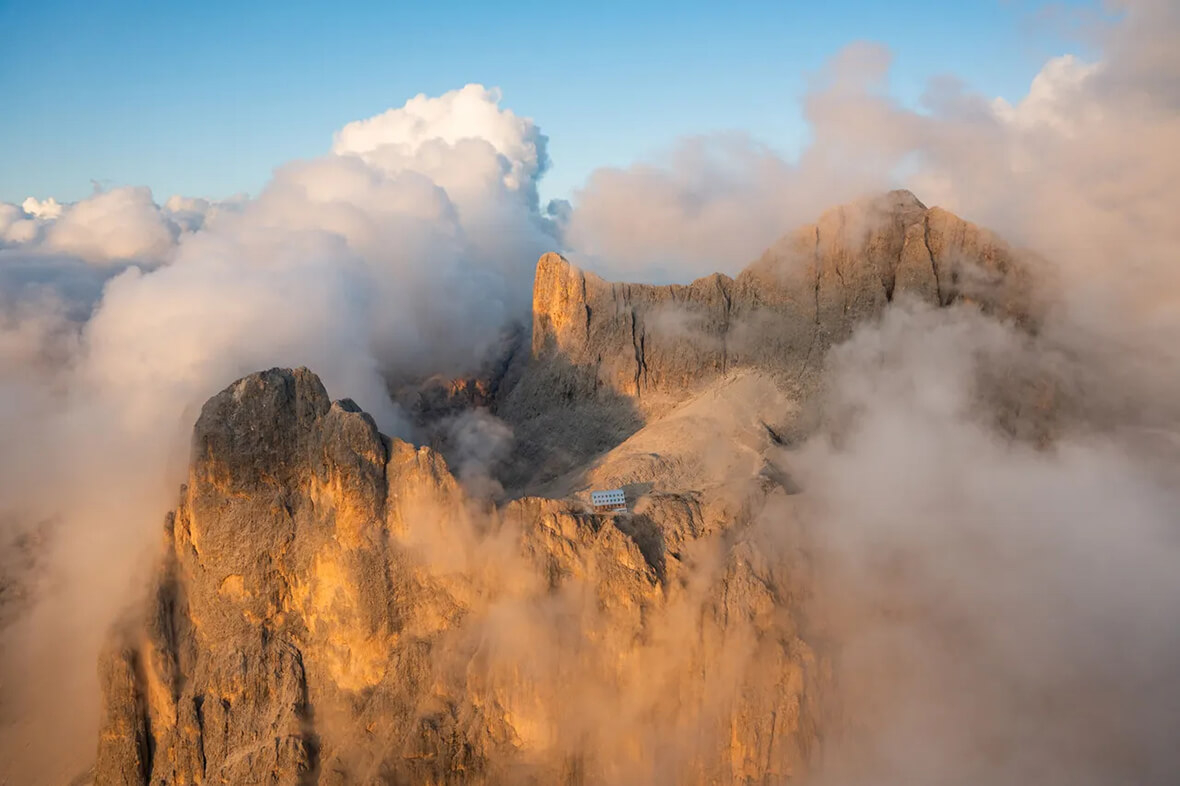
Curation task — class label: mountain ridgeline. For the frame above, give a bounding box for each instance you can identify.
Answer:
[95,191,1035,785]
[497,189,1031,488]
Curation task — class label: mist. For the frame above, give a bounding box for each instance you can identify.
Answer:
[775,301,1180,785]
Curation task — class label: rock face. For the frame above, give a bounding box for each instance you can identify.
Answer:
[498,190,1032,486]
[96,368,820,785]
[520,191,1027,406]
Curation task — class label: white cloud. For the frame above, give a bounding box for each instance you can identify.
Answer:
[333,83,549,205]
[20,196,63,220]
[0,188,233,264]
[0,203,42,246]
[162,194,217,232]
[991,54,1101,132]
[42,186,179,263]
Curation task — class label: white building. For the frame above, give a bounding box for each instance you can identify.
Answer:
[591,488,627,512]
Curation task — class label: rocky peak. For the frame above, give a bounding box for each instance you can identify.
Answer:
[879,187,927,212]
[524,193,1027,409]
[99,368,436,783]
[497,193,1032,487]
[96,365,821,785]
[531,251,591,357]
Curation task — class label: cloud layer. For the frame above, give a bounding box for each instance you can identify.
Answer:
[792,302,1180,785]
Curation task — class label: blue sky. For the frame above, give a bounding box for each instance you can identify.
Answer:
[0,0,1099,206]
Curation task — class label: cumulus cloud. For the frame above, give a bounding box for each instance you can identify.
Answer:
[0,186,239,266]
[21,196,63,221]
[991,54,1101,131]
[5,189,173,263]
[562,133,808,282]
[162,193,230,233]
[333,83,549,203]
[0,203,41,246]
[41,186,180,263]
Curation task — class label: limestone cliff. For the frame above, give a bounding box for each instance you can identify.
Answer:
[520,191,1027,406]
[497,190,1033,486]
[96,368,820,785]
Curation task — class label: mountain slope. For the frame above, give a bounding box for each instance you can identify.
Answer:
[96,367,820,785]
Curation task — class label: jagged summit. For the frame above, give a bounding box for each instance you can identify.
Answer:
[527,191,1026,400]
[497,192,1031,487]
[97,365,817,785]
[879,187,927,210]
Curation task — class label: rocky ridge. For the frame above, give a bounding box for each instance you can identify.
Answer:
[518,190,1027,408]
[497,190,1031,486]
[96,368,819,785]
